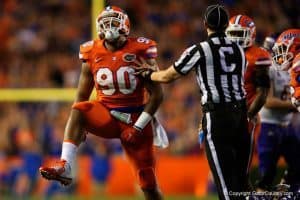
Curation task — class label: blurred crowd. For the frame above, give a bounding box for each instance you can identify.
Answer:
[0,0,299,198]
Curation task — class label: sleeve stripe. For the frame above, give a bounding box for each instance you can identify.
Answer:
[180,51,201,74]
[174,45,200,74]
[255,60,272,65]
[173,64,187,75]
[144,53,157,59]
[146,46,157,54]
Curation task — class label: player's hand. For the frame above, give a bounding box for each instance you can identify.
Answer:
[132,57,157,78]
[121,126,142,144]
[291,97,300,112]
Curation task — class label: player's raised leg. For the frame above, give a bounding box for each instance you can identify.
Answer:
[39,108,86,186]
[39,61,96,185]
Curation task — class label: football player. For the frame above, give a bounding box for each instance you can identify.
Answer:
[226,15,271,120]
[226,15,271,175]
[256,33,297,193]
[39,6,164,200]
[271,29,300,194]
[274,29,300,110]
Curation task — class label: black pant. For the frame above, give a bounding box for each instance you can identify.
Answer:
[202,100,251,200]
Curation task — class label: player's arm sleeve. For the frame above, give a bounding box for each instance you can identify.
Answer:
[139,38,158,59]
[79,41,94,63]
[138,38,182,83]
[173,45,201,75]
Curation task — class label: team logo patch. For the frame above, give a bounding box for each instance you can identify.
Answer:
[122,53,136,62]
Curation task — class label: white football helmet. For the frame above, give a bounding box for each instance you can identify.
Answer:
[96,6,130,41]
[272,29,300,70]
[226,15,256,48]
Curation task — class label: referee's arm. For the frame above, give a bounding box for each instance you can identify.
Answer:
[136,45,199,83]
[134,59,183,83]
[149,66,182,83]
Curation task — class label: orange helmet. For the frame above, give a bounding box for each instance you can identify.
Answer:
[225,15,256,48]
[272,29,300,70]
[96,6,130,41]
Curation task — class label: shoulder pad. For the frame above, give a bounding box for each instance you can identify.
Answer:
[80,40,94,53]
[132,37,157,59]
[79,40,94,61]
[254,47,272,66]
[134,37,157,48]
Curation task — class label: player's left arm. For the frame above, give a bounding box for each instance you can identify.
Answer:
[121,58,163,143]
[142,58,164,115]
[132,58,164,131]
[247,66,270,119]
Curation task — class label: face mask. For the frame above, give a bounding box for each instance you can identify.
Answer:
[104,28,120,42]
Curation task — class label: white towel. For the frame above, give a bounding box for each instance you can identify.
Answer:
[152,117,169,148]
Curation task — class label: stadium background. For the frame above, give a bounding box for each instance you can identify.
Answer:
[0,0,299,199]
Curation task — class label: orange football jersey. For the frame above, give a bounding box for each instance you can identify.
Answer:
[79,37,157,109]
[244,45,271,106]
[290,53,300,99]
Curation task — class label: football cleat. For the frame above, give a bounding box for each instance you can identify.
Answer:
[39,159,72,186]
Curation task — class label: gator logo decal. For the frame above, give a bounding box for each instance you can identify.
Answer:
[122,53,136,62]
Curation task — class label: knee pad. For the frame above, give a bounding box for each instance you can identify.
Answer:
[137,167,157,190]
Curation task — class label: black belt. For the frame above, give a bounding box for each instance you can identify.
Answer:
[202,99,246,113]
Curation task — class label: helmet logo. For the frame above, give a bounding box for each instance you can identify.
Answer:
[282,32,300,40]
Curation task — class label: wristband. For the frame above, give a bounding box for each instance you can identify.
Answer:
[134,112,152,130]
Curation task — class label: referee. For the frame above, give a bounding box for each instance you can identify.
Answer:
[135,5,251,200]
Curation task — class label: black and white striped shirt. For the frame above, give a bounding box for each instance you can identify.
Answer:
[174,32,246,105]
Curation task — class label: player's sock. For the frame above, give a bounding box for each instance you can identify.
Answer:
[61,141,78,171]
